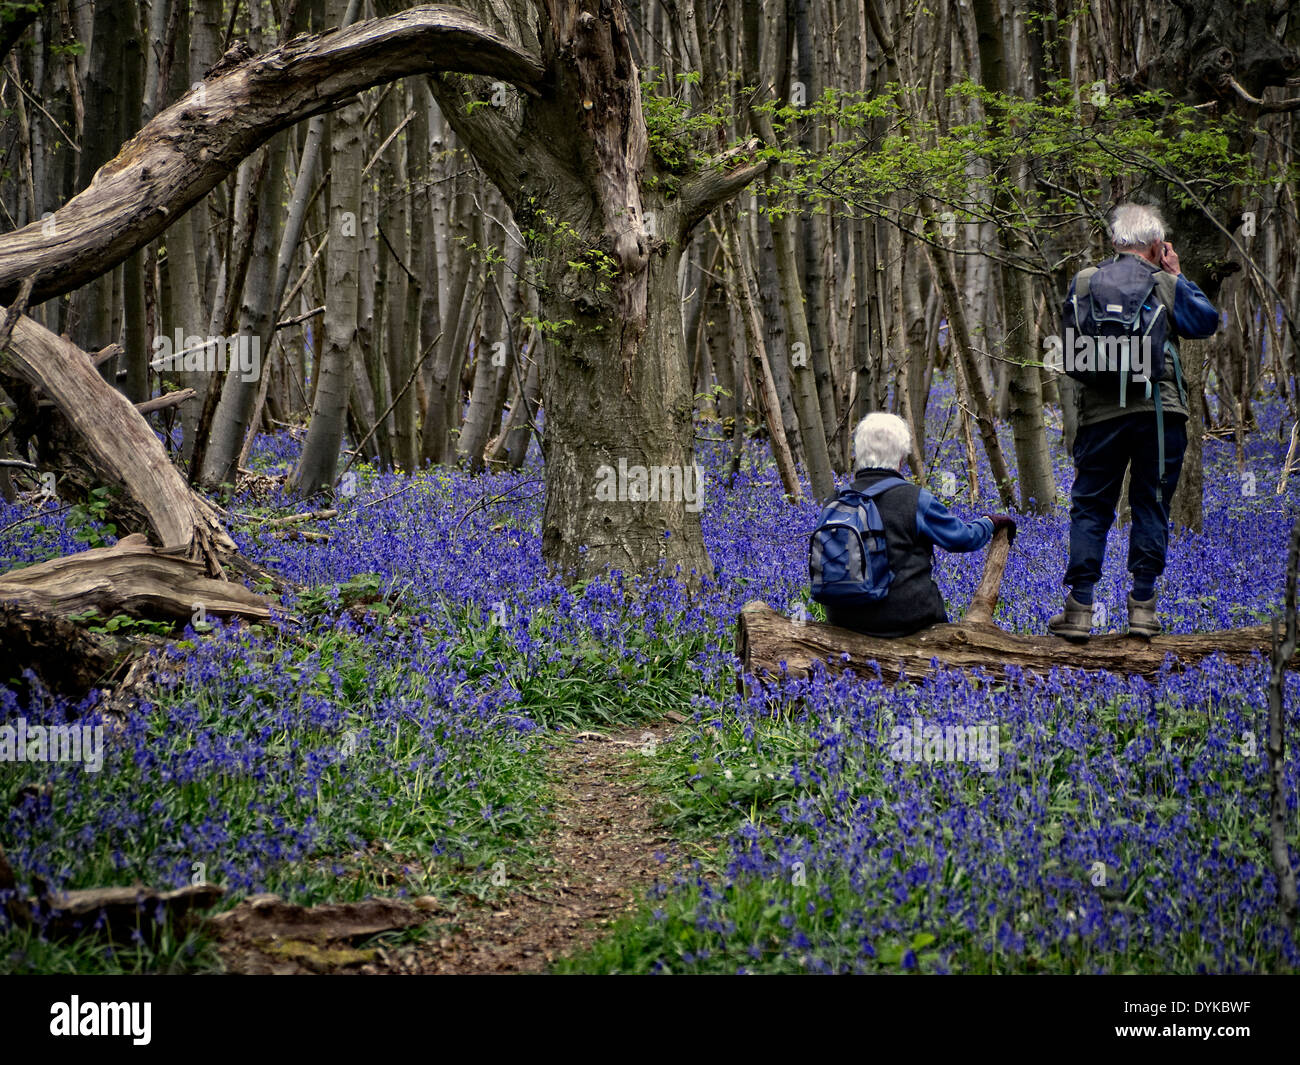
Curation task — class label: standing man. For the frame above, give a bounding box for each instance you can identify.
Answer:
[1049,204,1219,641]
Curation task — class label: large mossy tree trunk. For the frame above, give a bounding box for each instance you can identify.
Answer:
[421,0,766,584]
[535,219,709,580]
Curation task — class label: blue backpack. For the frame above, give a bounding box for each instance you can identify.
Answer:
[809,477,906,607]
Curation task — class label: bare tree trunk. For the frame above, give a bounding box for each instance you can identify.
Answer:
[972,0,1053,513]
[795,0,839,465]
[722,210,802,501]
[753,208,804,469]
[460,228,522,471]
[771,204,836,498]
[67,0,127,377]
[200,132,289,487]
[495,327,541,471]
[1169,335,1206,533]
[290,41,363,497]
[120,2,149,404]
[379,81,414,469]
[420,178,476,466]
[459,264,503,469]
[402,77,436,468]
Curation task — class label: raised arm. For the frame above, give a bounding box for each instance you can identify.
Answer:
[916,489,995,553]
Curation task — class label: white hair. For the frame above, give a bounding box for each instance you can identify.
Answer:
[853,412,911,471]
[1109,203,1167,250]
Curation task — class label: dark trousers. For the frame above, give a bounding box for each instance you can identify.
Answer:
[1065,412,1187,590]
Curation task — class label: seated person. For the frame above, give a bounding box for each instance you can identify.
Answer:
[820,412,1016,638]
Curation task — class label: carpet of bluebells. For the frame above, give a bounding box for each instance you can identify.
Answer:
[1,378,1298,973]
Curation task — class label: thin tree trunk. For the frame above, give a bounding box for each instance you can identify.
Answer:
[920,231,1017,509]
[973,0,1053,513]
[290,42,362,497]
[722,212,802,502]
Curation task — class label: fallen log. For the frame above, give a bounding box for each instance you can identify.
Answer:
[31,883,226,941]
[737,600,1277,683]
[208,893,441,974]
[0,534,275,625]
[2,314,237,572]
[738,527,1279,682]
[207,893,438,945]
[0,843,225,941]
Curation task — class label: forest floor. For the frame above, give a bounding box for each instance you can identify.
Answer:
[214,721,686,975]
[9,412,1299,975]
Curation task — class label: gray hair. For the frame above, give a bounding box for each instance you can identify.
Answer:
[853,412,911,471]
[1109,203,1167,250]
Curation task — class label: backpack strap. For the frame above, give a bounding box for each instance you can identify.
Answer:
[1169,345,1187,407]
[1075,266,1098,301]
[838,475,907,503]
[1155,380,1166,490]
[838,477,908,536]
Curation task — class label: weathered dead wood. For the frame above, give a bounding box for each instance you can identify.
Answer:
[35,883,225,940]
[964,526,1011,626]
[252,508,338,526]
[206,892,441,973]
[133,388,196,415]
[0,6,545,307]
[89,343,124,368]
[738,600,1280,683]
[2,314,236,570]
[208,893,437,944]
[0,534,274,623]
[0,841,224,939]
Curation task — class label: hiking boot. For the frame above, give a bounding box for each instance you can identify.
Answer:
[1127,593,1162,638]
[1048,593,1093,642]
